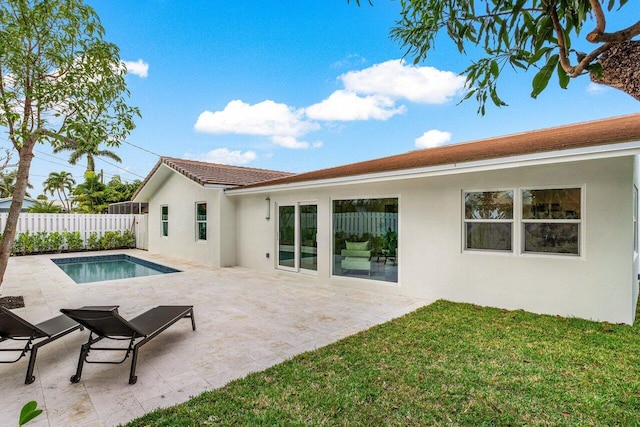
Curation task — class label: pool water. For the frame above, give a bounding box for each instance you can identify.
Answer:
[52,254,180,284]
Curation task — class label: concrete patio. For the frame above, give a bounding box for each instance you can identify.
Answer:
[0,250,429,426]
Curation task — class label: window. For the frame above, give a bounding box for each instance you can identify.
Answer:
[464,191,513,252]
[333,198,398,283]
[161,205,168,237]
[196,202,207,241]
[522,188,581,255]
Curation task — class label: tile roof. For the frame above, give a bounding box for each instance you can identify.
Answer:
[159,157,293,186]
[132,157,293,199]
[239,113,640,189]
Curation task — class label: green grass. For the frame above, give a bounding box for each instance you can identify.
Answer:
[127,301,640,426]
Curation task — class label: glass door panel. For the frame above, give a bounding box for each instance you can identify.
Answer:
[278,205,296,269]
[299,204,317,271]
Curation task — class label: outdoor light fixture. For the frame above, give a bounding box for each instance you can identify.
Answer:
[265,197,271,220]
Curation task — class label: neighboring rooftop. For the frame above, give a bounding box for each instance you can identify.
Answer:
[234,113,640,190]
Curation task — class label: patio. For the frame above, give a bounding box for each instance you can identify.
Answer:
[0,249,428,426]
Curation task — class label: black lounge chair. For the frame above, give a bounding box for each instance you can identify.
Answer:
[60,305,195,384]
[0,306,83,384]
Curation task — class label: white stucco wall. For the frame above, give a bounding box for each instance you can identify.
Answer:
[233,156,637,324]
[146,171,228,267]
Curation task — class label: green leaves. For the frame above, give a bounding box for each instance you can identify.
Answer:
[391,0,635,114]
[531,54,559,98]
[19,401,43,426]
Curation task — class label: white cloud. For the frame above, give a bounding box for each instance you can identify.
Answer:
[331,54,367,69]
[184,148,257,165]
[586,82,608,94]
[415,129,452,148]
[341,59,466,104]
[193,60,464,150]
[305,90,406,121]
[270,135,309,149]
[123,59,149,78]
[195,100,319,138]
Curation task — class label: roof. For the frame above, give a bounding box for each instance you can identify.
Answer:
[0,196,38,204]
[234,113,640,191]
[132,157,293,201]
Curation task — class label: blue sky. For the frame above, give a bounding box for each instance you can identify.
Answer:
[26,0,640,196]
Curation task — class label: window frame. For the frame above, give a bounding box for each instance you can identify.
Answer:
[520,186,582,257]
[462,189,515,254]
[195,202,207,241]
[330,195,400,284]
[161,205,168,237]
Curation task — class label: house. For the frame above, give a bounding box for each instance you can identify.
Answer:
[132,158,293,267]
[133,114,640,324]
[0,197,38,212]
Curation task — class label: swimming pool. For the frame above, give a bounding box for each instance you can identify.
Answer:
[52,254,181,284]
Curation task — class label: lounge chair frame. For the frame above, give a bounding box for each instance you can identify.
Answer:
[60,305,195,384]
[0,306,83,384]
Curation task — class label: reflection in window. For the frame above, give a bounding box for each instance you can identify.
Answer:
[196,202,207,241]
[278,205,295,268]
[161,205,168,237]
[333,198,398,282]
[522,188,581,255]
[464,191,513,251]
[299,205,317,271]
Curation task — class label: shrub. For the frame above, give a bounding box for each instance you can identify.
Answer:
[14,232,35,255]
[46,231,65,253]
[63,231,84,251]
[99,231,121,250]
[36,231,52,252]
[87,232,100,250]
[122,230,136,248]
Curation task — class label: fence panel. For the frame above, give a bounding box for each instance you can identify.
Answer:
[0,213,146,248]
[333,212,398,237]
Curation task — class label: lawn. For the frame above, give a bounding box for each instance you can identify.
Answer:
[127,300,640,426]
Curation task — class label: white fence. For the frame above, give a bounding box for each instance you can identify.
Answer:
[333,212,398,237]
[0,213,148,249]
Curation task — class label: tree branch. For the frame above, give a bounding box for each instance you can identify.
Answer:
[587,20,640,43]
[588,0,606,37]
[546,2,574,75]
[573,43,614,75]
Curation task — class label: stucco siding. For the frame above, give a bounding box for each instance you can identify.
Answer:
[147,172,221,266]
[234,156,636,324]
[219,192,237,267]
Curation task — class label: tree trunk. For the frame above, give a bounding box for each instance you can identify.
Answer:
[590,40,640,101]
[0,143,35,287]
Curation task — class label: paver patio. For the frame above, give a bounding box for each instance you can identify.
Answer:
[0,249,429,426]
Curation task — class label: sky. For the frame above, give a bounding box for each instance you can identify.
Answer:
[19,0,640,197]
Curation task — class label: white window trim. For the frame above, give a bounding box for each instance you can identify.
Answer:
[195,202,207,242]
[329,194,401,285]
[160,205,168,237]
[520,185,584,258]
[462,185,585,258]
[462,189,515,254]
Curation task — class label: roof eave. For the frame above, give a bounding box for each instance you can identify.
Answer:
[225,141,640,196]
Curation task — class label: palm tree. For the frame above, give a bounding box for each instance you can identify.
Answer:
[43,171,76,212]
[28,200,62,213]
[72,172,108,213]
[0,169,32,198]
[53,140,122,173]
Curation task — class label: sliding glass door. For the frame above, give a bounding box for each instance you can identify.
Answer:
[278,205,296,270]
[299,204,317,272]
[277,203,317,273]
